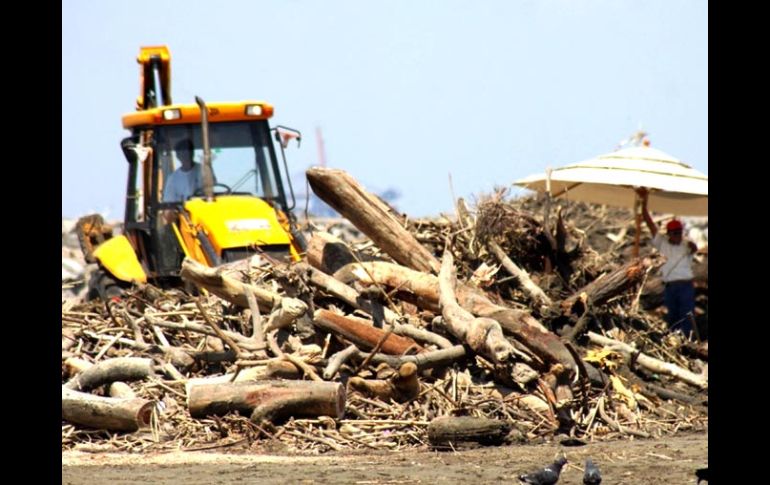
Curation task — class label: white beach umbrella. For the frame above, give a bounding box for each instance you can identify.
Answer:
[514,142,708,255]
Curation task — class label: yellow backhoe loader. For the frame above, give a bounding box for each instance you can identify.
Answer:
[77,46,306,299]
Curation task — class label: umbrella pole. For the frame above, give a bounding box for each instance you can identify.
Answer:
[633,194,641,258]
[543,168,556,273]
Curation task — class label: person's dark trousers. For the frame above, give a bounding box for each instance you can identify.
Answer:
[664,280,695,337]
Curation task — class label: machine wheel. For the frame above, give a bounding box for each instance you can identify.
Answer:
[87,268,125,301]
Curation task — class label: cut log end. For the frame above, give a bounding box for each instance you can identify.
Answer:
[136,401,155,428]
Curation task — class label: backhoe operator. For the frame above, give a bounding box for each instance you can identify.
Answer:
[163,138,204,204]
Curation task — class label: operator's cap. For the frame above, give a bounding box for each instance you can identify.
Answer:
[666,219,683,232]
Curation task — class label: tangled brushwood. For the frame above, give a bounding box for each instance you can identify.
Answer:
[61,169,707,454]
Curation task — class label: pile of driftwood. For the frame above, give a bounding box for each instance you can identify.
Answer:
[61,168,707,454]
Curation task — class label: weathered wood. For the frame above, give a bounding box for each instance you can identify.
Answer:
[180,258,305,315]
[348,362,421,403]
[64,357,154,392]
[487,240,552,309]
[184,361,301,391]
[306,167,441,274]
[108,382,137,399]
[542,364,573,408]
[352,345,468,371]
[187,380,345,423]
[324,344,360,379]
[196,298,244,358]
[427,416,512,448]
[62,329,78,351]
[562,260,649,315]
[263,359,303,380]
[597,396,650,438]
[63,357,93,378]
[587,331,707,389]
[300,263,400,325]
[438,248,514,364]
[393,322,453,349]
[144,315,263,352]
[263,298,310,333]
[329,259,574,369]
[517,394,551,415]
[301,263,445,350]
[563,302,592,342]
[331,253,547,333]
[457,290,573,369]
[333,261,440,302]
[306,231,359,274]
[161,346,196,371]
[313,309,423,355]
[245,287,266,353]
[484,359,540,387]
[639,382,702,405]
[335,260,549,332]
[62,387,155,431]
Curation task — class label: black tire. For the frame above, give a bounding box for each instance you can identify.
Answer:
[87,268,125,301]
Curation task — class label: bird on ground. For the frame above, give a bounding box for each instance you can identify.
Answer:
[695,467,708,483]
[583,459,601,484]
[518,457,568,485]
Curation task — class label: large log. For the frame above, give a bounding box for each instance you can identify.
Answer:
[300,262,447,345]
[454,288,573,370]
[306,167,440,274]
[331,260,574,369]
[313,309,424,355]
[63,358,137,399]
[187,380,346,423]
[427,416,512,448]
[333,260,548,333]
[300,263,400,325]
[63,357,154,392]
[438,248,514,364]
[62,387,155,431]
[333,261,440,302]
[183,362,304,393]
[562,259,649,316]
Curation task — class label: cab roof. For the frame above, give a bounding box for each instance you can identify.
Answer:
[122,101,274,129]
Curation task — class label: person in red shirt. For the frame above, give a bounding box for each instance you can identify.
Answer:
[637,188,698,338]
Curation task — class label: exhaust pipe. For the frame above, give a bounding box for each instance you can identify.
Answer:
[195,96,215,202]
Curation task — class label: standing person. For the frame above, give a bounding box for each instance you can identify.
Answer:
[637,188,698,338]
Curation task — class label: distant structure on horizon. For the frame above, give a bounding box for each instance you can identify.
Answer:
[290,126,401,218]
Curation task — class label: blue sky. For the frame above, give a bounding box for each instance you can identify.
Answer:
[62,0,707,219]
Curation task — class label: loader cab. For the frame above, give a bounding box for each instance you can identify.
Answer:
[82,46,305,297]
[121,102,300,280]
[153,120,289,208]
